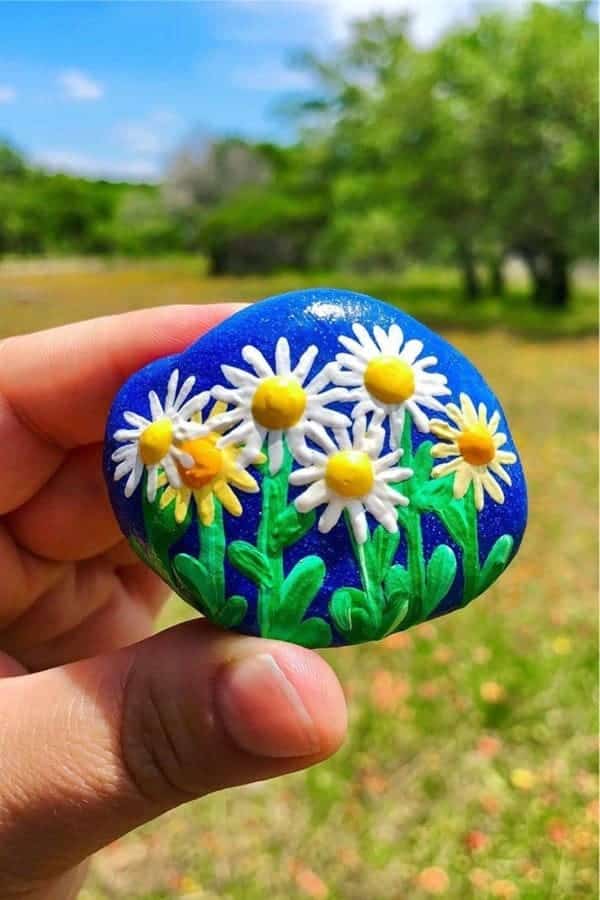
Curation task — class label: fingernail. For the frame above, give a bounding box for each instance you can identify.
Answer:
[216,653,320,758]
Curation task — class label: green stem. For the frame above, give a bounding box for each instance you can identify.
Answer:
[345,511,383,632]
[255,447,291,635]
[198,500,225,604]
[398,419,427,626]
[461,487,480,604]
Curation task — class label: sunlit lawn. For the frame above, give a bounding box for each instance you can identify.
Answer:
[1,263,597,899]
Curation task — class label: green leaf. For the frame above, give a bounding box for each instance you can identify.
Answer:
[368,526,400,572]
[477,535,514,595]
[218,595,249,629]
[436,497,470,546]
[384,564,411,602]
[268,505,315,554]
[329,587,382,644]
[227,541,272,587]
[276,556,326,627]
[269,616,332,648]
[411,440,434,482]
[173,554,247,627]
[424,544,457,617]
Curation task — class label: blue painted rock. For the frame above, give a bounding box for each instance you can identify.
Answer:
[104,289,527,648]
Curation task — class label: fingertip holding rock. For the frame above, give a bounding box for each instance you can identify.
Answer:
[216,647,347,760]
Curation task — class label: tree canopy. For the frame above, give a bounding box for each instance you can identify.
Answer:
[0,2,596,307]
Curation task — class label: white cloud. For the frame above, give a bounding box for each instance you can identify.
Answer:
[58,68,104,101]
[231,60,312,92]
[0,84,16,104]
[114,109,182,156]
[316,0,529,46]
[35,149,158,182]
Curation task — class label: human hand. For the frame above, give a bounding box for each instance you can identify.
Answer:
[0,306,347,900]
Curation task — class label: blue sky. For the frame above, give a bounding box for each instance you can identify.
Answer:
[0,0,533,181]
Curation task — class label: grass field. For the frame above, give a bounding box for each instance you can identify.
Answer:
[1,263,597,899]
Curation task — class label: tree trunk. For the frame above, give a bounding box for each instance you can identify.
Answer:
[525,249,570,308]
[458,247,481,301]
[488,258,505,296]
[547,249,570,308]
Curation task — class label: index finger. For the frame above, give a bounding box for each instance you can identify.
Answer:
[0,304,242,513]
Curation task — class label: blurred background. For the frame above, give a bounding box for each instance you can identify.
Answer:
[1,1,598,898]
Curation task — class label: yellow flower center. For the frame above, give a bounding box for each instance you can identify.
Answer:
[177,435,223,488]
[251,376,307,430]
[139,418,173,465]
[325,450,374,498]
[364,356,415,405]
[457,425,496,466]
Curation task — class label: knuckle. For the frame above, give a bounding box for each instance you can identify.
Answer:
[119,664,218,804]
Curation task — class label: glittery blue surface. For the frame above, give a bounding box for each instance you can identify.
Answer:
[103,288,528,645]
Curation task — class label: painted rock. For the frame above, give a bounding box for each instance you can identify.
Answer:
[104,289,527,648]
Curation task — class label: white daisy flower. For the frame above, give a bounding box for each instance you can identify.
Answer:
[112,368,209,501]
[430,393,517,511]
[332,323,451,447]
[289,417,413,545]
[208,337,351,474]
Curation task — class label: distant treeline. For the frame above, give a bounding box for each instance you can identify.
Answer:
[0,2,597,308]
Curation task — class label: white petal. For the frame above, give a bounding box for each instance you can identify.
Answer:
[405,400,430,433]
[352,323,379,355]
[347,501,368,544]
[387,324,404,354]
[293,344,319,384]
[111,444,136,462]
[218,420,259,447]
[373,325,390,353]
[268,430,284,475]
[165,369,180,411]
[338,334,373,362]
[334,426,352,450]
[335,352,366,373]
[400,339,424,364]
[178,391,210,421]
[351,398,377,420]
[241,345,273,378]
[304,420,338,454]
[318,499,344,533]
[310,387,351,406]
[124,459,143,497]
[275,337,291,375]
[171,446,194,468]
[289,464,325,486]
[123,411,148,428]
[304,362,338,394]
[114,458,134,481]
[295,480,329,513]
[173,375,197,412]
[146,464,160,502]
[221,364,258,388]
[148,391,163,421]
[209,407,246,430]
[211,385,249,405]
[374,449,403,472]
[412,354,438,371]
[310,407,350,429]
[330,369,363,387]
[114,427,143,442]
[162,455,181,489]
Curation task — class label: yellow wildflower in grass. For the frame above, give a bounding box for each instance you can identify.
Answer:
[158,401,262,526]
[430,393,517,511]
[510,768,537,791]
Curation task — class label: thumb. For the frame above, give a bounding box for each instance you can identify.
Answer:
[0,620,347,889]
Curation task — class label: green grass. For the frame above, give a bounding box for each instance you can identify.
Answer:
[0,259,596,339]
[1,263,596,899]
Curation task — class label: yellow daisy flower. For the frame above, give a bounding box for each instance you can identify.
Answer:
[158,401,262,526]
[429,393,517,511]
